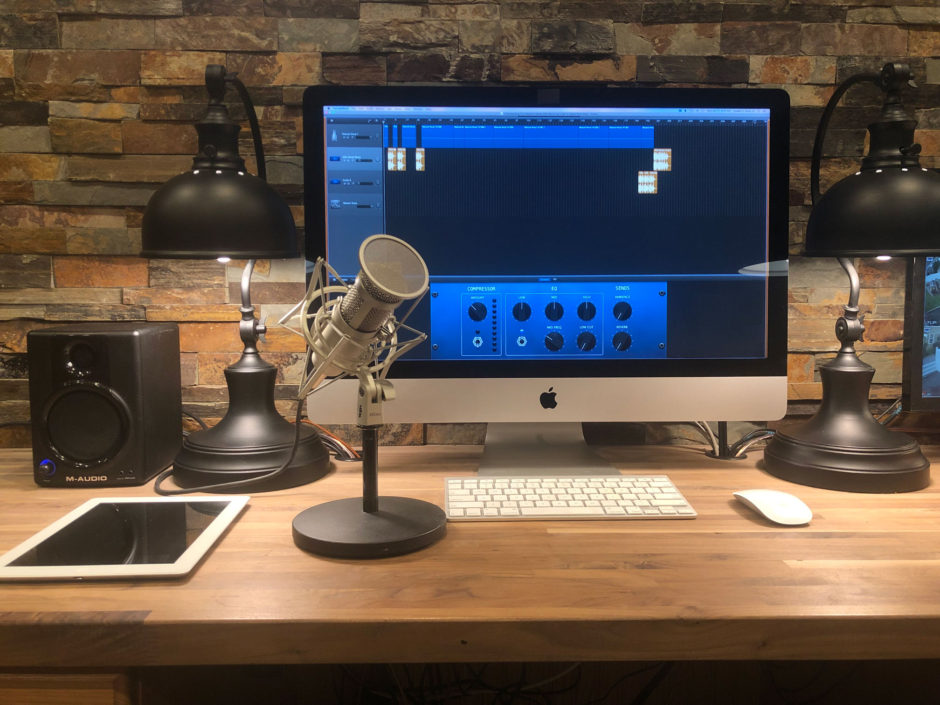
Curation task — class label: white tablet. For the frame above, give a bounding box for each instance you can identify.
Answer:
[0,495,249,581]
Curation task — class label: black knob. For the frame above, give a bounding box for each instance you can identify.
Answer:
[468,302,488,321]
[612,331,632,351]
[577,331,596,351]
[613,301,633,321]
[577,301,596,321]
[512,301,532,321]
[545,301,564,321]
[544,331,564,352]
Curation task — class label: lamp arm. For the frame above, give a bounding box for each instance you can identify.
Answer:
[238,259,264,353]
[835,256,864,352]
[810,72,880,205]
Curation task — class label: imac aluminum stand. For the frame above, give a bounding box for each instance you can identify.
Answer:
[478,422,618,476]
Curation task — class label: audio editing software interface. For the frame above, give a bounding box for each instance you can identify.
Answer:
[321,103,772,362]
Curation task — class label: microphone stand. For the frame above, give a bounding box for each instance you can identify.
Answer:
[289,306,447,559]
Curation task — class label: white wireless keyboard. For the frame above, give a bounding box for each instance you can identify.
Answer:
[445,475,696,521]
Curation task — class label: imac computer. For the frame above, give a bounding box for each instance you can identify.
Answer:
[301,84,790,473]
[904,257,940,412]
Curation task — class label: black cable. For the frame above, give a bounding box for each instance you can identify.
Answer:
[581,663,664,705]
[630,662,673,705]
[181,409,209,431]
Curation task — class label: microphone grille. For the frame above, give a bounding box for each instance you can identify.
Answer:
[359,234,429,301]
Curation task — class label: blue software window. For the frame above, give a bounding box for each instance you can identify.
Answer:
[321,104,772,363]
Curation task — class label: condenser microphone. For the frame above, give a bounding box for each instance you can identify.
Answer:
[311,234,429,379]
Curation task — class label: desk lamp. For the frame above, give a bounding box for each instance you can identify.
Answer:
[764,62,940,493]
[142,65,330,491]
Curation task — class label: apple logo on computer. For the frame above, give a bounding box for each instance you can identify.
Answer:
[539,386,558,409]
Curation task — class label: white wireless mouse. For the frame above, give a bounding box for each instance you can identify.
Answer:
[733,489,812,526]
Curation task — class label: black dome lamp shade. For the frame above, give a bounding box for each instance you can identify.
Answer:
[142,65,297,259]
[142,66,330,493]
[763,63,940,493]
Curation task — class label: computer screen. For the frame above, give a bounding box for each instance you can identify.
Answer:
[302,85,789,430]
[904,257,940,412]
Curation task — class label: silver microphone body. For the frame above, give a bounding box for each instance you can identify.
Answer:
[310,234,429,379]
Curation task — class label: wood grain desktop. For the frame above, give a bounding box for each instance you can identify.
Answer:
[2,444,940,670]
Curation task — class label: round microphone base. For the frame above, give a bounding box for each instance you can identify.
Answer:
[292,496,447,559]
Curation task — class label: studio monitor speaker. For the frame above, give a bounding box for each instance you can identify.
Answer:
[28,322,182,487]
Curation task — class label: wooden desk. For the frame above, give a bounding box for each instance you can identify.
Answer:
[2,444,940,669]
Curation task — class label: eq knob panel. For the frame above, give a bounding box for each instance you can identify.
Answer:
[429,281,667,360]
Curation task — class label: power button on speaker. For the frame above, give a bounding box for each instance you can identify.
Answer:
[38,459,56,478]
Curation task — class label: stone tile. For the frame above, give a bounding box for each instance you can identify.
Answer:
[0,154,64,181]
[0,401,30,428]
[0,254,52,288]
[0,101,48,126]
[49,102,139,120]
[503,1,640,22]
[231,53,323,86]
[122,122,198,155]
[183,0,263,14]
[641,3,723,24]
[387,53,451,82]
[264,0,358,18]
[499,19,529,53]
[459,19,501,52]
[124,287,229,306]
[911,29,940,59]
[361,3,427,21]
[155,17,279,52]
[858,350,903,384]
[65,155,190,183]
[787,353,816,384]
[146,304,242,321]
[67,227,140,256]
[720,22,800,55]
[636,55,748,84]
[33,182,156,207]
[140,50,227,86]
[227,281,306,304]
[181,323,243,353]
[431,4,500,20]
[531,19,615,54]
[502,54,636,82]
[262,155,303,185]
[450,53,500,82]
[149,258,226,288]
[99,0,182,13]
[361,19,458,51]
[0,13,58,49]
[0,183,36,205]
[43,304,147,321]
[426,422,486,444]
[279,18,360,52]
[5,304,47,321]
[49,118,123,154]
[0,355,29,379]
[723,4,844,22]
[751,56,836,85]
[800,23,908,57]
[0,126,51,153]
[322,54,387,85]
[139,103,207,122]
[61,18,156,49]
[0,287,121,304]
[13,50,140,101]
[53,255,149,288]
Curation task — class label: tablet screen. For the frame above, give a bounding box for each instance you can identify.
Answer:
[0,496,248,580]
